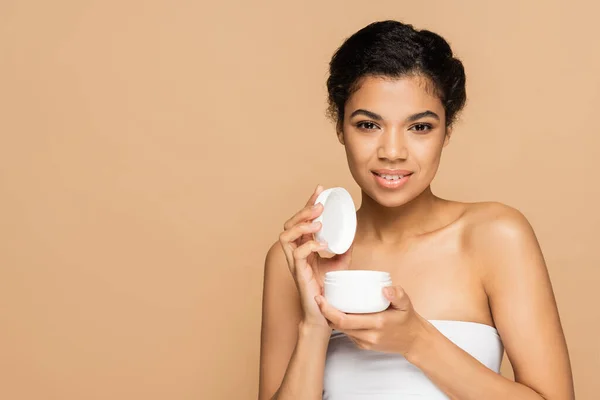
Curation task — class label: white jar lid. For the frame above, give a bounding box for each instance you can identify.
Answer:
[313,187,357,254]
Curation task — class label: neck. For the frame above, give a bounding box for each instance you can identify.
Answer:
[356,186,446,245]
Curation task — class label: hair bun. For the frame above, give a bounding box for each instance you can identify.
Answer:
[418,30,453,59]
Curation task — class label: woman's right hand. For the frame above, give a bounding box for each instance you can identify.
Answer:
[279,185,354,329]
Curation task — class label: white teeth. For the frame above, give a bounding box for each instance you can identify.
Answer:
[381,174,403,180]
[374,172,409,181]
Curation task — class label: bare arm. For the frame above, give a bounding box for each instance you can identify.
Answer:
[258,242,331,400]
[406,205,574,399]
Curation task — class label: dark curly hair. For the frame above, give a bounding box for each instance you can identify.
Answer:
[326,20,466,130]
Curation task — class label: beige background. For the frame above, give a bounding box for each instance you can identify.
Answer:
[1,1,598,399]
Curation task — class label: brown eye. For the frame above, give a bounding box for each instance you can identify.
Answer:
[410,123,432,133]
[356,121,379,131]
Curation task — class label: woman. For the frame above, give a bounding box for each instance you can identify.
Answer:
[259,20,574,400]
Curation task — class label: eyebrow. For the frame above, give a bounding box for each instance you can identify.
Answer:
[349,109,440,123]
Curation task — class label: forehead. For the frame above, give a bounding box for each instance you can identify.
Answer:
[345,75,444,120]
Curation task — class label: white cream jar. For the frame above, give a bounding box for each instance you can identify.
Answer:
[324,270,393,314]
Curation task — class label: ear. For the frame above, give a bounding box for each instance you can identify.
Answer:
[443,126,452,147]
[336,121,345,145]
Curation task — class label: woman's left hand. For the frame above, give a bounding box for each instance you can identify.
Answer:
[315,286,429,356]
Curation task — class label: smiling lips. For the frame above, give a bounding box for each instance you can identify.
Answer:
[371,169,413,189]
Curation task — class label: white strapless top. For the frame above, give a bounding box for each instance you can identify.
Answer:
[323,320,503,399]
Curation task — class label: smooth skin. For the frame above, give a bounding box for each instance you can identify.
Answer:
[259,75,575,400]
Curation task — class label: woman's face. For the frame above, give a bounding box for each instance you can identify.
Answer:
[339,75,450,208]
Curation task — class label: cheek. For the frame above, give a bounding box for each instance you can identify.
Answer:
[344,136,373,164]
[343,137,376,185]
[344,147,363,179]
[412,136,445,166]
[417,146,442,164]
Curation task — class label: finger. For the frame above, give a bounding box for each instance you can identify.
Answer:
[279,221,322,247]
[293,240,328,264]
[283,202,324,231]
[293,242,327,286]
[283,184,324,230]
[315,295,384,330]
[305,184,324,207]
[317,249,336,259]
[383,286,411,311]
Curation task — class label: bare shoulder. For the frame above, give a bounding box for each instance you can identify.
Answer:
[460,201,537,250]
[263,240,298,297]
[456,201,545,286]
[461,201,532,229]
[261,239,301,320]
[265,240,286,271]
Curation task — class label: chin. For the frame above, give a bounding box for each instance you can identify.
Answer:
[376,196,415,209]
[365,187,420,209]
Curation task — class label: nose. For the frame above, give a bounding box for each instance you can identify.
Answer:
[377,127,408,162]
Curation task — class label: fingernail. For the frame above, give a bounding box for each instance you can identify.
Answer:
[384,287,395,297]
[314,296,322,305]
